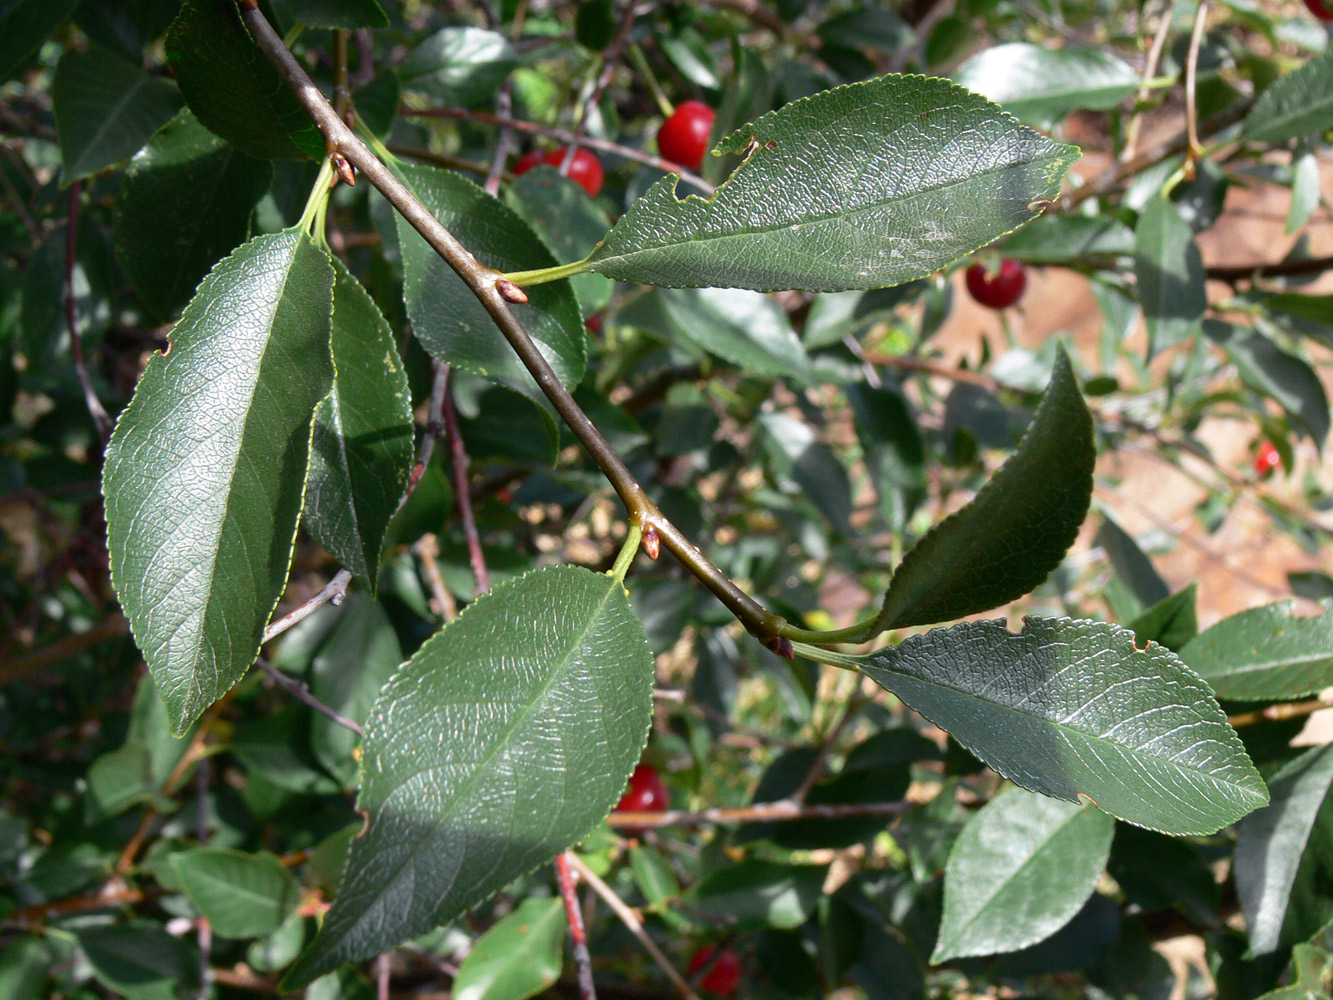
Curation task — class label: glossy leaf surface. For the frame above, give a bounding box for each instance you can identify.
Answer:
[172,848,301,938]
[1242,47,1333,145]
[585,73,1077,291]
[451,896,566,1000]
[1135,196,1206,357]
[1181,600,1333,701]
[1235,744,1333,955]
[953,43,1137,126]
[286,566,654,985]
[1204,322,1329,448]
[305,259,414,589]
[393,163,585,405]
[114,109,272,320]
[933,788,1114,961]
[871,347,1093,632]
[849,617,1268,835]
[53,47,182,182]
[103,229,335,734]
[165,0,322,160]
[399,27,517,106]
[687,860,828,929]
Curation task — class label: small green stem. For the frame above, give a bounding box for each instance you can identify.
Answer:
[297,156,337,240]
[505,258,594,287]
[628,42,674,118]
[779,616,879,647]
[791,642,862,671]
[609,523,643,584]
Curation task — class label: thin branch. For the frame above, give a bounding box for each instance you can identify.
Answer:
[555,853,597,1000]
[0,612,129,685]
[256,657,364,735]
[608,800,910,829]
[388,144,490,177]
[239,2,783,645]
[564,853,703,1000]
[1183,1,1208,171]
[560,0,640,176]
[790,687,866,804]
[414,533,459,621]
[1229,694,1333,728]
[262,569,353,644]
[332,29,352,122]
[1120,0,1179,163]
[403,106,715,195]
[64,181,113,439]
[441,368,491,595]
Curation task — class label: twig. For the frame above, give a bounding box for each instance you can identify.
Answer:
[0,612,129,685]
[114,716,214,875]
[790,688,866,804]
[560,0,640,177]
[414,534,459,621]
[1205,253,1333,284]
[607,800,910,829]
[332,29,352,123]
[195,760,213,1000]
[1183,1,1208,172]
[564,853,703,1000]
[63,181,112,439]
[484,84,515,195]
[377,953,391,1000]
[441,368,490,596]
[240,2,784,645]
[1120,0,1179,163]
[387,144,490,178]
[262,569,353,644]
[403,106,715,195]
[1229,695,1333,728]
[555,853,597,1000]
[256,658,364,735]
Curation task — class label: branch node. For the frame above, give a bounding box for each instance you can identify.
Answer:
[496,278,529,304]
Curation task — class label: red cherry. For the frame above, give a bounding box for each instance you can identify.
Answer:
[513,147,604,197]
[657,100,716,173]
[1305,0,1333,21]
[688,947,742,997]
[965,259,1027,309]
[615,763,669,815]
[1254,440,1282,477]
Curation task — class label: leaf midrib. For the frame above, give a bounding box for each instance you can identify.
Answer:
[336,573,621,950]
[67,65,156,175]
[866,657,1262,800]
[590,147,1071,271]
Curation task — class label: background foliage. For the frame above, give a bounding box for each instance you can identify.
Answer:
[5,1,1333,999]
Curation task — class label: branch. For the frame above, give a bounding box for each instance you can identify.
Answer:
[440,367,490,596]
[555,853,597,1000]
[262,569,352,644]
[64,181,113,439]
[402,106,715,195]
[564,853,703,1000]
[607,800,910,829]
[238,1,784,645]
[256,657,364,735]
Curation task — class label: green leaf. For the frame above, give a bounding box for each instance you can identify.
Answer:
[759,412,852,533]
[400,27,517,107]
[285,565,655,986]
[451,897,566,1000]
[306,595,403,786]
[1126,583,1199,652]
[1000,215,1137,264]
[1288,150,1322,235]
[269,0,388,29]
[1095,514,1168,621]
[847,616,1268,835]
[687,859,828,929]
[165,0,322,161]
[1242,47,1333,145]
[114,109,273,321]
[953,43,1138,127]
[53,46,183,182]
[506,166,614,316]
[1135,196,1206,357]
[0,938,50,1000]
[1107,823,1219,927]
[84,744,171,823]
[583,73,1077,292]
[631,286,811,382]
[103,229,335,734]
[846,383,926,533]
[76,923,200,1000]
[392,163,585,408]
[1256,942,1333,1000]
[172,848,302,938]
[870,346,1093,632]
[1236,744,1333,955]
[1180,600,1333,701]
[933,787,1114,962]
[305,259,414,589]
[0,0,77,82]
[1204,321,1329,449]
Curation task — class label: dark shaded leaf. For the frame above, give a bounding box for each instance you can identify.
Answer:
[0,0,77,82]
[1135,196,1206,357]
[269,0,388,29]
[1205,321,1329,448]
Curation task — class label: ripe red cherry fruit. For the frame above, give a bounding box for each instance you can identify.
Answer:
[1304,0,1333,21]
[513,147,604,197]
[1254,440,1282,477]
[657,100,717,173]
[688,947,742,997]
[965,259,1027,309]
[615,763,669,815]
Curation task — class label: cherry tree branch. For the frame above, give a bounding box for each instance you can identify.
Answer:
[555,853,598,1000]
[238,0,785,647]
